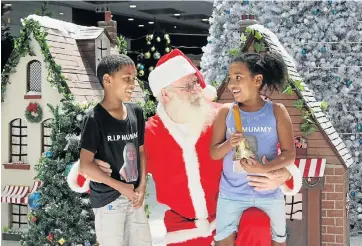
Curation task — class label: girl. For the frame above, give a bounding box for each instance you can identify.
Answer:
[210,52,296,246]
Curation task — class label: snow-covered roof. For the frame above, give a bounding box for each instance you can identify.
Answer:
[249,24,354,168]
[21,15,144,104]
[21,15,106,102]
[25,15,107,41]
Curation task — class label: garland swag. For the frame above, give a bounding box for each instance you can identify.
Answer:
[1,19,72,102]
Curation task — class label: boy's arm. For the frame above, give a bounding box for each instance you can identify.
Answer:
[134,105,147,209]
[264,103,296,171]
[138,145,147,190]
[136,104,146,188]
[133,145,146,209]
[80,149,126,191]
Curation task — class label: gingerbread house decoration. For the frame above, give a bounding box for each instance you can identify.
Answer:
[217,24,353,246]
[1,14,144,235]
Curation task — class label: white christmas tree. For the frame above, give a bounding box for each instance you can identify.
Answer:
[201,0,362,234]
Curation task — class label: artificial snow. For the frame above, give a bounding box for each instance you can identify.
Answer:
[23,14,102,40]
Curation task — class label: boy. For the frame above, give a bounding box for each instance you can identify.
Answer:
[79,54,152,246]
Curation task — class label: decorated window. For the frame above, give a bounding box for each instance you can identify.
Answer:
[27,60,42,92]
[9,204,28,229]
[295,135,307,156]
[295,135,308,149]
[9,119,27,163]
[41,119,53,154]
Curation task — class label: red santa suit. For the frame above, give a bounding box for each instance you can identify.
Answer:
[67,49,302,246]
[145,102,221,245]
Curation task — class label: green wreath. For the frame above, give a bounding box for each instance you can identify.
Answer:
[25,103,43,123]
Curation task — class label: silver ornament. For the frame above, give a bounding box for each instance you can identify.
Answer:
[153,51,161,59]
[358,214,362,220]
[76,114,83,122]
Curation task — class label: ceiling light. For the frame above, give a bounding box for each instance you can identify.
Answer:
[138,24,144,27]
[202,18,208,22]
[148,21,154,24]
[174,13,181,16]
[129,5,136,8]
[59,12,64,15]
[174,26,177,28]
[128,18,134,21]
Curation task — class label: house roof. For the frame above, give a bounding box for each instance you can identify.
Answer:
[22,15,144,104]
[23,15,106,102]
[217,24,353,168]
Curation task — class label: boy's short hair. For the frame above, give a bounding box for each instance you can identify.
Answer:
[96,54,135,88]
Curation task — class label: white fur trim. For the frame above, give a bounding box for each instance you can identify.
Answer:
[164,219,216,244]
[157,104,209,220]
[149,56,196,98]
[280,164,303,196]
[67,160,90,193]
[203,85,217,101]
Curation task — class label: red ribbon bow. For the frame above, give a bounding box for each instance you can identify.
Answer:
[27,103,38,113]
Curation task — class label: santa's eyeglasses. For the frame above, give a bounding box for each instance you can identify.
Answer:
[172,79,200,92]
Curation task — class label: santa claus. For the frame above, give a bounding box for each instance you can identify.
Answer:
[67,49,302,246]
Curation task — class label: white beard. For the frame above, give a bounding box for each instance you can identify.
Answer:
[165,92,214,136]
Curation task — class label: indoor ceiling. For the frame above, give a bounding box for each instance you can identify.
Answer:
[62,0,214,30]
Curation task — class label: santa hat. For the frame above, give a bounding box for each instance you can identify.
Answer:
[148,49,217,101]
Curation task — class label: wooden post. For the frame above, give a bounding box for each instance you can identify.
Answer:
[307,188,322,245]
[9,203,13,228]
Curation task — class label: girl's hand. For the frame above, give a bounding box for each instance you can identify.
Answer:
[240,157,269,173]
[228,133,244,148]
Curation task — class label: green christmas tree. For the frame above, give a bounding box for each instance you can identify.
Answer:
[35,1,52,17]
[22,100,97,246]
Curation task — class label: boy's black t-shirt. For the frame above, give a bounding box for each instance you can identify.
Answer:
[80,102,145,208]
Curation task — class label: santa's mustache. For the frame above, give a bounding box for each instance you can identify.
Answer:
[166,93,213,133]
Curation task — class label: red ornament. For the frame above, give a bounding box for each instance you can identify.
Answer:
[27,103,38,113]
[31,216,38,223]
[46,232,54,242]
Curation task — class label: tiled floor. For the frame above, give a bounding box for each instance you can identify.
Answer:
[2,177,362,246]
